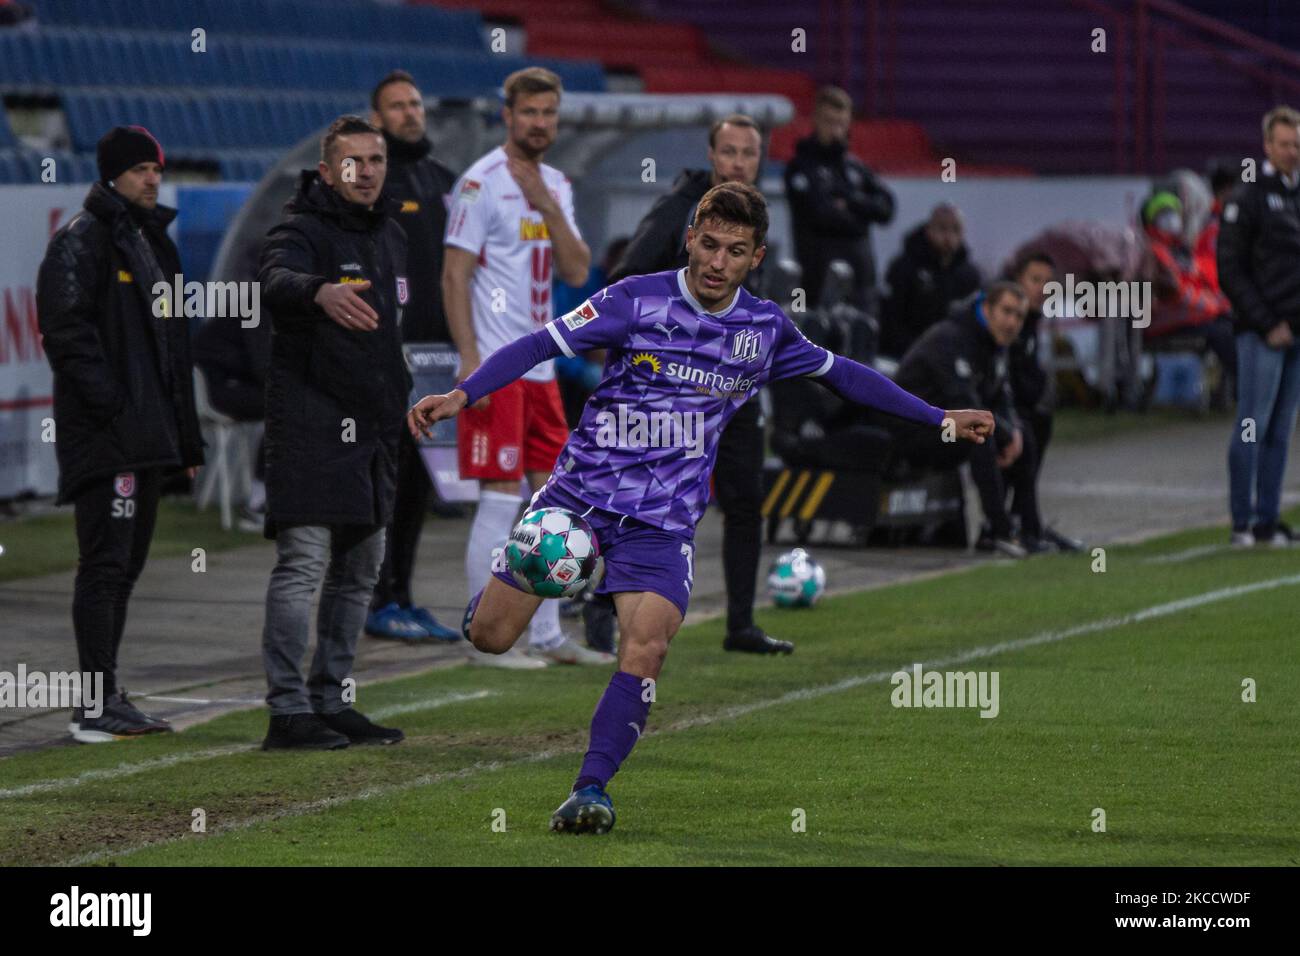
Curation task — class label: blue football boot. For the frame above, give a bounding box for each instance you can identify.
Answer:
[365,603,428,642]
[550,784,616,834]
[408,605,462,642]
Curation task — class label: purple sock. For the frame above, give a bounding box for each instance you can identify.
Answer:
[573,671,652,792]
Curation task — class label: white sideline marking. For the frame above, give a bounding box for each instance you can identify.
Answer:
[53,571,1300,865]
[1142,544,1230,565]
[140,695,265,706]
[0,690,497,802]
[0,746,258,800]
[368,689,497,720]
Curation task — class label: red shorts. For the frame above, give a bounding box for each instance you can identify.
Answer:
[457,377,568,480]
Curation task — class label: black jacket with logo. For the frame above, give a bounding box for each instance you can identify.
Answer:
[36,182,204,504]
[382,132,456,343]
[880,224,981,358]
[609,167,764,294]
[1217,165,1300,336]
[258,171,411,533]
[893,294,1018,446]
[783,134,894,309]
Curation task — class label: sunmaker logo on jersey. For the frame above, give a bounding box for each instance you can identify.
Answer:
[630,352,758,396]
[594,403,705,459]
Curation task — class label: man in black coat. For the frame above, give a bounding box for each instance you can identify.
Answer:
[607,114,792,655]
[361,70,461,643]
[1218,105,1300,547]
[257,116,411,750]
[891,282,1046,557]
[783,85,894,312]
[880,203,982,358]
[36,125,204,742]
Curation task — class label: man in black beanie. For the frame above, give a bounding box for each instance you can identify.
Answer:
[362,70,461,643]
[36,125,205,742]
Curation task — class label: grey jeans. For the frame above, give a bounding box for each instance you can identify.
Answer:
[262,523,386,717]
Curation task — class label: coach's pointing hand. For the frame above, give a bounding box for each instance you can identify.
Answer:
[315,280,379,331]
[407,389,469,439]
[944,409,996,443]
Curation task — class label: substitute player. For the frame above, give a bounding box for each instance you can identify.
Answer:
[442,66,604,667]
[411,183,993,832]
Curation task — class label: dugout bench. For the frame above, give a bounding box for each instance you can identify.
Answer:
[761,463,980,550]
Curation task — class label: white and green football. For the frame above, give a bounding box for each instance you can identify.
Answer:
[766,548,826,607]
[505,508,603,599]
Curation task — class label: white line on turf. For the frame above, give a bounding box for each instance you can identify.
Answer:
[56,571,1300,865]
[0,690,497,802]
[1142,544,1231,564]
[367,689,497,721]
[0,745,259,800]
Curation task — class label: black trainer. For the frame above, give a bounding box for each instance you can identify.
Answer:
[723,627,794,655]
[70,689,172,744]
[262,713,350,751]
[1043,526,1084,552]
[318,708,404,746]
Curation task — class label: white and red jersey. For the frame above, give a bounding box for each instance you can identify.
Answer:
[444,145,580,383]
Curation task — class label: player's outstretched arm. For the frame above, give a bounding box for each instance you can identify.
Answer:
[406,324,562,439]
[818,352,995,443]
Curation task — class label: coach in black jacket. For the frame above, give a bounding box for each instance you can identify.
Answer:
[36,126,203,741]
[360,70,461,642]
[784,86,894,311]
[891,283,1045,556]
[257,116,411,750]
[608,114,791,655]
[1217,106,1300,545]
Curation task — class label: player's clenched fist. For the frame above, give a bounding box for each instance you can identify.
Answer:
[407,388,469,439]
[943,409,996,443]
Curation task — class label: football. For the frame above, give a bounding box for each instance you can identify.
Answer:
[767,548,827,607]
[505,508,604,599]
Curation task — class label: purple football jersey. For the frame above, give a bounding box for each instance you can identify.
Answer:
[541,269,835,533]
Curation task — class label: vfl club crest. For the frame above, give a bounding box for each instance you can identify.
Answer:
[730,328,761,363]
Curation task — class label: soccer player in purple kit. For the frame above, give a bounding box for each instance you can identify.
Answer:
[409,182,994,834]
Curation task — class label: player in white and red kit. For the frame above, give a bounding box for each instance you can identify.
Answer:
[442,67,602,667]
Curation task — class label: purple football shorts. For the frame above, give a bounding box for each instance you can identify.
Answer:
[491,481,695,619]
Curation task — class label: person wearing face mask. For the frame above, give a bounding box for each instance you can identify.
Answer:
[890,281,1047,558]
[879,203,982,359]
[37,125,205,743]
[606,114,793,655]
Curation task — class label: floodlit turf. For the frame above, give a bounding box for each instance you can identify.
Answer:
[0,499,258,583]
[0,515,1296,866]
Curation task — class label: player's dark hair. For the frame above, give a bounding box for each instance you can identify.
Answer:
[693,181,768,248]
[815,85,853,113]
[986,279,1030,310]
[371,69,419,112]
[503,66,563,108]
[321,115,383,163]
[708,113,762,149]
[1011,248,1056,280]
